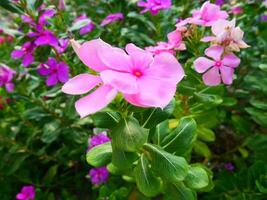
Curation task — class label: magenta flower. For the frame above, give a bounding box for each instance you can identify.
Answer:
[229,7,243,15]
[28,28,58,47]
[137,0,172,15]
[0,64,16,92]
[87,132,111,151]
[261,15,267,21]
[38,9,56,26]
[194,45,240,86]
[215,0,224,6]
[54,38,69,54]
[11,42,36,67]
[62,39,184,118]
[189,1,228,26]
[74,14,94,35]
[16,185,35,200]
[89,167,109,186]
[100,13,124,26]
[37,57,69,86]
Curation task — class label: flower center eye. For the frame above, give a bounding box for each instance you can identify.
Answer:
[133,70,142,77]
[215,61,222,67]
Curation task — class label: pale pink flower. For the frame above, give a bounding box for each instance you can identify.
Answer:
[62,39,184,117]
[194,45,240,86]
[201,19,249,51]
[187,1,228,26]
[146,28,186,55]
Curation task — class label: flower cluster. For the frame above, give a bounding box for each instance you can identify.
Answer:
[0,64,16,92]
[62,39,184,117]
[137,0,172,15]
[87,132,111,185]
[16,185,35,200]
[11,6,68,67]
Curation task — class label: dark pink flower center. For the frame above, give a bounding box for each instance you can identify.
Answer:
[215,61,222,67]
[133,70,142,77]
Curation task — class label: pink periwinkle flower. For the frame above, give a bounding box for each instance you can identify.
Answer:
[229,7,243,15]
[74,14,95,35]
[194,45,240,86]
[11,42,36,67]
[87,132,111,151]
[188,1,228,26]
[89,167,109,186]
[0,64,16,92]
[37,57,69,86]
[137,0,171,15]
[146,28,186,55]
[16,185,35,200]
[100,13,124,26]
[201,19,249,52]
[54,38,69,54]
[62,39,184,118]
[27,28,58,47]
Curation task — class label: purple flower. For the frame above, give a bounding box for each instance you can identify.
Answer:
[74,14,95,35]
[137,0,172,15]
[37,57,69,86]
[89,167,109,185]
[215,0,224,6]
[224,162,235,171]
[16,185,35,200]
[87,132,111,151]
[100,13,124,26]
[38,9,56,26]
[261,15,267,21]
[0,64,16,92]
[54,38,69,54]
[28,28,58,47]
[11,42,36,67]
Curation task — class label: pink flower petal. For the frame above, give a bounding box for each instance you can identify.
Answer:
[200,36,216,42]
[146,52,185,82]
[100,70,139,94]
[220,66,234,85]
[222,53,240,68]
[124,77,177,108]
[202,67,221,86]
[16,193,27,200]
[77,39,110,72]
[194,57,214,73]
[62,74,101,95]
[205,45,224,61]
[126,43,153,71]
[11,50,24,59]
[75,85,117,118]
[100,47,133,72]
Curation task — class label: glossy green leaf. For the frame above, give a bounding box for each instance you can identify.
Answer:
[184,166,209,189]
[162,117,197,155]
[41,121,60,143]
[112,116,148,152]
[112,146,137,169]
[164,183,196,200]
[193,140,211,158]
[143,143,189,183]
[134,155,162,197]
[197,127,215,142]
[86,142,112,167]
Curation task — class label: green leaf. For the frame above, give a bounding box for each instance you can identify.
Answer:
[112,116,148,152]
[164,183,196,200]
[112,146,137,169]
[134,155,162,197]
[162,117,197,155]
[86,142,112,167]
[91,112,120,128]
[0,0,23,13]
[184,166,209,190]
[197,127,215,142]
[143,143,189,183]
[193,140,212,158]
[141,99,176,129]
[69,19,92,31]
[41,121,61,143]
[245,107,267,128]
[43,165,58,184]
